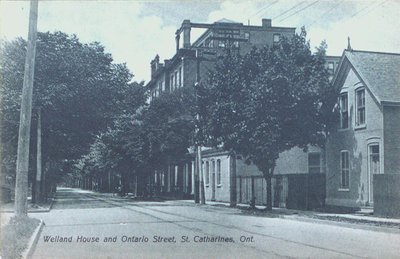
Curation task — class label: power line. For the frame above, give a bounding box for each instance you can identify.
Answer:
[355,0,389,19]
[306,0,343,27]
[272,1,307,20]
[250,0,280,18]
[344,0,379,21]
[277,0,320,23]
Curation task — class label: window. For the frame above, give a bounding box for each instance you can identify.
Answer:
[212,160,215,185]
[205,161,209,185]
[340,93,348,129]
[308,153,321,174]
[158,82,162,94]
[218,41,226,48]
[244,32,250,40]
[205,38,213,48]
[161,172,165,186]
[328,62,334,73]
[356,88,365,126]
[273,33,280,46]
[174,71,178,88]
[174,165,178,186]
[233,41,239,48]
[217,159,221,185]
[369,144,380,175]
[340,151,350,189]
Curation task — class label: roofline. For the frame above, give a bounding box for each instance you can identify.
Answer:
[331,50,347,88]
[191,24,296,48]
[332,50,399,107]
[325,55,341,59]
[348,49,400,56]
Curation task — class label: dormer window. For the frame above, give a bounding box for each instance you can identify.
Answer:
[355,88,365,126]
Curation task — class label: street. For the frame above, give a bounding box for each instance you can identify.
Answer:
[30,188,400,259]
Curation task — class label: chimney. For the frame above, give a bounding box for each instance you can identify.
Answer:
[182,20,191,48]
[262,19,272,27]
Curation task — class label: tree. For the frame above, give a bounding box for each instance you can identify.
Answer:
[142,88,196,169]
[201,28,337,210]
[0,31,145,200]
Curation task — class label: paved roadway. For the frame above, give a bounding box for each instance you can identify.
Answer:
[31,188,400,259]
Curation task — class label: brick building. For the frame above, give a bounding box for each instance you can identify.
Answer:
[146,18,295,103]
[145,18,296,199]
[145,19,342,209]
[325,50,400,213]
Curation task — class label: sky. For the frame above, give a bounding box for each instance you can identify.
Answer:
[1,0,399,83]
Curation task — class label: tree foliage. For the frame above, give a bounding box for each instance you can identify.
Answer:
[0,31,145,187]
[200,28,337,209]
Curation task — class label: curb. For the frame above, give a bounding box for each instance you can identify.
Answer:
[22,219,44,259]
[0,198,54,213]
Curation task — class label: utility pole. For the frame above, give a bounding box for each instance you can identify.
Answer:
[34,108,42,203]
[198,144,205,204]
[14,0,39,217]
[194,49,205,205]
[193,146,199,203]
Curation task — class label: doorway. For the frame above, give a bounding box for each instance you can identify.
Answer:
[368,144,380,203]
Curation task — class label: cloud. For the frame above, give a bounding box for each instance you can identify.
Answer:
[0,0,176,82]
[1,0,399,82]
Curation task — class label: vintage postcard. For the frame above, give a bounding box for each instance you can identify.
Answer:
[0,0,399,258]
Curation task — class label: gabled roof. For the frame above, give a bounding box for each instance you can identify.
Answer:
[334,50,400,105]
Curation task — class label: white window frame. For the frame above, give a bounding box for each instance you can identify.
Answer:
[205,161,210,186]
[174,165,178,187]
[273,33,280,46]
[217,159,221,186]
[211,160,215,186]
[355,87,366,127]
[340,150,350,190]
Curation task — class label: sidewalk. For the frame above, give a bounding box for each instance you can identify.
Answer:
[178,199,400,227]
[0,199,53,228]
[0,199,53,213]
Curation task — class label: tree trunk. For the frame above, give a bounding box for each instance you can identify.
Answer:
[134,174,138,197]
[264,167,274,211]
[266,174,272,211]
[34,108,42,204]
[14,0,39,218]
[229,153,237,207]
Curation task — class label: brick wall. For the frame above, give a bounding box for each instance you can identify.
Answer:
[326,68,384,208]
[383,106,400,174]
